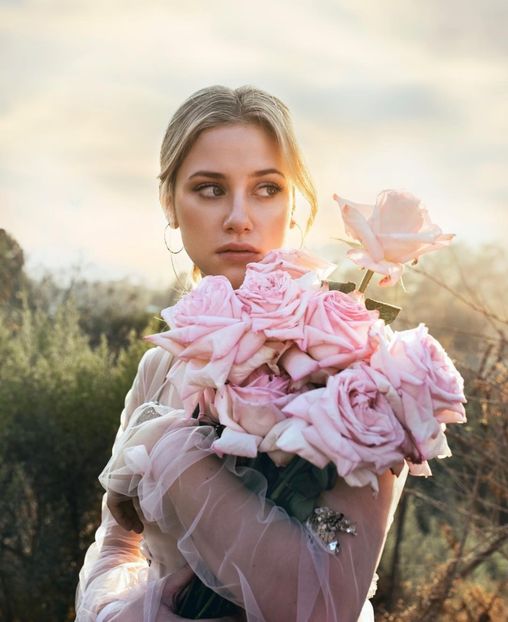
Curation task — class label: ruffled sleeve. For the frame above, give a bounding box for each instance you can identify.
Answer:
[74,347,174,621]
[101,410,408,622]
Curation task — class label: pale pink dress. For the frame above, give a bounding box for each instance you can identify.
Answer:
[75,346,408,622]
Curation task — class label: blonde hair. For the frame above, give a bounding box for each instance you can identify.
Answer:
[158,84,318,282]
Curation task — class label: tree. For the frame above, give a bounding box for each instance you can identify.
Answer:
[0,229,28,308]
[0,297,151,621]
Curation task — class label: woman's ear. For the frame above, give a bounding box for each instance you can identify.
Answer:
[160,186,179,228]
[166,202,179,229]
[290,205,297,228]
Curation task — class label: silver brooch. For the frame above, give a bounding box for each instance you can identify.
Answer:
[305,506,357,554]
[135,404,162,425]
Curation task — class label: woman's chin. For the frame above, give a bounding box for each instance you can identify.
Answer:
[214,254,262,289]
[230,273,247,290]
[224,266,248,290]
[201,260,252,289]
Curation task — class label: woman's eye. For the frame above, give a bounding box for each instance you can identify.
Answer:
[194,184,224,198]
[258,183,282,197]
[193,182,282,198]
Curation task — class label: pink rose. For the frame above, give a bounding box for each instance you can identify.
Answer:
[333,190,454,286]
[228,339,290,385]
[248,247,336,281]
[145,276,272,404]
[213,369,295,437]
[282,364,408,492]
[144,275,249,360]
[369,324,466,464]
[277,290,381,384]
[300,289,380,369]
[211,369,310,459]
[164,337,287,415]
[237,269,314,341]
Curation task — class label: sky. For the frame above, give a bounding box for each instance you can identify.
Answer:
[1,0,507,288]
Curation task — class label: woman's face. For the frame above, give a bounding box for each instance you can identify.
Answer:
[172,123,293,289]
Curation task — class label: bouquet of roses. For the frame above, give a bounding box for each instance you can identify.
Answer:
[145,189,466,618]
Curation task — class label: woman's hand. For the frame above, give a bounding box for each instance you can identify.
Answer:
[107,489,144,533]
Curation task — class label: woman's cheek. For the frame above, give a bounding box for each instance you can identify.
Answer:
[272,215,292,247]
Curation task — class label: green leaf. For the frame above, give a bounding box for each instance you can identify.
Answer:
[326,280,357,294]
[365,298,401,324]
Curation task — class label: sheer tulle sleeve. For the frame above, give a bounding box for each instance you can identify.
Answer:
[75,347,175,621]
[100,406,408,622]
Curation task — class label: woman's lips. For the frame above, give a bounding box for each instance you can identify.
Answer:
[216,243,262,263]
[217,250,262,263]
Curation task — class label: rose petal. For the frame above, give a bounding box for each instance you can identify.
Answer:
[280,345,320,382]
[340,202,384,262]
[211,427,262,458]
[179,321,249,360]
[273,419,330,469]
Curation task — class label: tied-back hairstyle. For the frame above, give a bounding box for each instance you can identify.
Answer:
[158,84,318,282]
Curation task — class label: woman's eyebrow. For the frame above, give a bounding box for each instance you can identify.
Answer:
[188,168,286,180]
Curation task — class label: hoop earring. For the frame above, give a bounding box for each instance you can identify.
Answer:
[164,223,184,254]
[291,220,305,249]
[163,224,188,291]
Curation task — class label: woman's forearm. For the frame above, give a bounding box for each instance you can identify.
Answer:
[146,426,406,622]
[75,494,148,621]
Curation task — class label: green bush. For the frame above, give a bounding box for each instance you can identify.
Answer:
[0,296,150,621]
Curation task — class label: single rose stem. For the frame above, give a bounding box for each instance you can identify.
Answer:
[358,270,374,294]
[269,456,309,501]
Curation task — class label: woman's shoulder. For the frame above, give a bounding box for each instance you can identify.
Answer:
[120,346,175,430]
[139,344,173,371]
[139,345,174,376]
[136,346,175,400]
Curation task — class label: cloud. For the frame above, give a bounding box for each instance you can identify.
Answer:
[0,0,506,286]
[339,0,508,59]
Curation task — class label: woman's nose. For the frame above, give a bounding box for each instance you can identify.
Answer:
[223,193,253,233]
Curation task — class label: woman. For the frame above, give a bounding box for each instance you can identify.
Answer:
[75,85,408,622]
